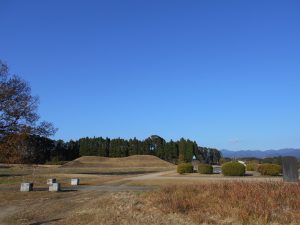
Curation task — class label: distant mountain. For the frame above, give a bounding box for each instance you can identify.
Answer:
[221,148,300,158]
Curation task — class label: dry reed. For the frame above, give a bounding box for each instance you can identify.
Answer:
[147,181,300,225]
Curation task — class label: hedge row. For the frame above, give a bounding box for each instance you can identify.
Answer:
[246,163,259,171]
[177,161,282,176]
[198,164,213,174]
[257,163,282,176]
[177,163,193,174]
[246,162,282,176]
[222,161,245,176]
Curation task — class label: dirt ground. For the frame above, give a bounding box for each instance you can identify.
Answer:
[0,164,293,225]
[0,165,178,225]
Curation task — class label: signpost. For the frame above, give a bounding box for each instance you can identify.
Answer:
[282,156,299,182]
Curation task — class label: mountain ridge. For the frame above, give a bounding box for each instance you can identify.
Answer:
[221,148,300,158]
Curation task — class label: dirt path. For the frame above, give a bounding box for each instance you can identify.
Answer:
[56,170,174,192]
[125,170,174,180]
[60,170,281,193]
[124,169,282,182]
[0,205,20,223]
[64,184,153,192]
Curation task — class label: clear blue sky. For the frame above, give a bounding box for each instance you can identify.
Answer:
[1,0,300,150]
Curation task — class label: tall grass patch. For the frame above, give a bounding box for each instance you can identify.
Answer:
[148,182,300,225]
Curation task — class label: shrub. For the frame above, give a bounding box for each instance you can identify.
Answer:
[198,164,213,174]
[222,161,245,176]
[246,163,259,171]
[177,163,193,174]
[258,163,282,176]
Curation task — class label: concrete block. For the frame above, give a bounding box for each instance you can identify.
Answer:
[20,183,33,192]
[71,178,80,186]
[282,156,299,182]
[47,178,56,185]
[49,183,61,192]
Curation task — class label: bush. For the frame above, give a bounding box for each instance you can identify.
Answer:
[258,163,282,176]
[198,164,213,174]
[177,163,193,174]
[246,163,259,171]
[222,161,245,176]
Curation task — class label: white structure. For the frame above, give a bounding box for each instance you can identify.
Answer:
[47,178,56,185]
[192,155,200,172]
[49,183,61,192]
[71,178,80,186]
[20,183,33,192]
[238,160,246,167]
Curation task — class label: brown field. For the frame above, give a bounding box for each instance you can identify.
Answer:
[148,182,300,225]
[0,156,299,225]
[63,155,175,168]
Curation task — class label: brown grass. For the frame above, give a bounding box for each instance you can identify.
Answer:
[2,175,300,225]
[63,155,175,168]
[4,182,300,225]
[147,181,300,225]
[1,162,299,225]
[1,190,195,225]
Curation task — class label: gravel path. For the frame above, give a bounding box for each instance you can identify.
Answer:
[63,184,153,192]
[124,169,282,182]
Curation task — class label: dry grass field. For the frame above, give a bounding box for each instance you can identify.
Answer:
[63,155,175,168]
[148,182,300,225]
[0,156,299,225]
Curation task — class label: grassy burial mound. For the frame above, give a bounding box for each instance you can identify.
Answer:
[63,155,175,168]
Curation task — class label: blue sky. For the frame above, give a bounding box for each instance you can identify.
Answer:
[1,0,300,150]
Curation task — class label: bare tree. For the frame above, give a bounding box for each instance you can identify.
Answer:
[0,60,57,163]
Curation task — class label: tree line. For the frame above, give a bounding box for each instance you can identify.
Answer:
[78,135,222,164]
[0,60,222,165]
[0,134,222,165]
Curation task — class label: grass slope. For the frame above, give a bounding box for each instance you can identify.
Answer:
[62,155,174,168]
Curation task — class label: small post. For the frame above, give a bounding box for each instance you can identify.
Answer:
[49,183,61,192]
[191,155,200,172]
[47,178,56,185]
[71,178,80,186]
[282,156,299,182]
[20,183,33,192]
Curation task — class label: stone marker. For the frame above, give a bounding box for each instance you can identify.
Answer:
[282,156,299,182]
[192,160,200,172]
[49,183,61,192]
[191,155,199,172]
[20,183,33,192]
[71,178,80,186]
[47,178,56,185]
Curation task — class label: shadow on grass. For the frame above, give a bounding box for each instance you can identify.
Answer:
[0,174,25,177]
[29,218,62,225]
[244,173,254,176]
[60,189,78,192]
[33,187,78,192]
[76,171,158,176]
